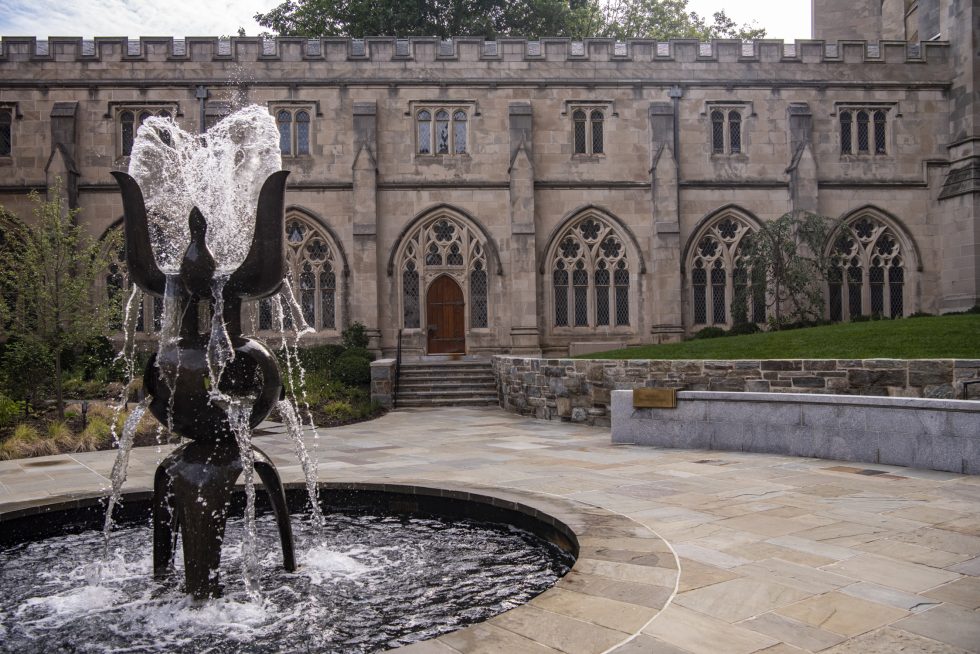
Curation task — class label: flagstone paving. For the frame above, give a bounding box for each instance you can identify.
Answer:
[1,406,978,653]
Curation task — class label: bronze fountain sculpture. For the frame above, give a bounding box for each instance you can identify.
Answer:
[112,169,296,599]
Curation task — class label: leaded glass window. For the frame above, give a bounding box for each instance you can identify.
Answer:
[257,214,343,333]
[729,111,741,154]
[573,110,587,154]
[417,110,431,154]
[856,110,870,153]
[0,109,11,157]
[296,111,310,155]
[274,107,313,156]
[415,107,469,155]
[688,214,762,327]
[711,110,724,153]
[550,214,632,330]
[435,110,450,154]
[397,213,490,331]
[828,214,909,320]
[571,108,606,156]
[840,111,852,154]
[590,110,604,154]
[708,106,746,155]
[103,232,159,334]
[840,107,889,156]
[277,110,292,155]
[118,107,175,158]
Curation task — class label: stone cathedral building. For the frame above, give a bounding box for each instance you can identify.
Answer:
[0,0,977,357]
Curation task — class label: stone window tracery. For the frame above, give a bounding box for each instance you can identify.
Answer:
[0,108,11,157]
[839,106,889,156]
[415,105,470,156]
[827,214,908,320]
[258,214,341,332]
[274,107,312,157]
[551,215,631,330]
[688,214,765,327]
[572,108,604,155]
[398,214,489,330]
[117,106,174,157]
[709,106,744,155]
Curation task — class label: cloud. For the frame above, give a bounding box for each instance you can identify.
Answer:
[0,0,282,38]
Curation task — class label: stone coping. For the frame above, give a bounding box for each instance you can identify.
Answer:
[672,390,980,412]
[0,478,679,654]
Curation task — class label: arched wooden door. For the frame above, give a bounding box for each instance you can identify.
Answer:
[426,275,465,354]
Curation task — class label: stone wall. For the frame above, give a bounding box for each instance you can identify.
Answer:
[493,356,980,426]
[610,389,980,474]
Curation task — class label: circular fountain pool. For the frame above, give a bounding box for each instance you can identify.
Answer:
[0,486,575,654]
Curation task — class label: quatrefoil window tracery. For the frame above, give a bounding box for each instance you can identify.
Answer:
[552,215,631,329]
[828,215,907,320]
[400,215,489,330]
[689,214,764,327]
[259,216,340,331]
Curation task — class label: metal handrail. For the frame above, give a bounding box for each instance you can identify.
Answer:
[393,328,404,408]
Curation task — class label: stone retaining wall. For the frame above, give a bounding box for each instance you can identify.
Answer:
[493,356,980,427]
[611,390,980,474]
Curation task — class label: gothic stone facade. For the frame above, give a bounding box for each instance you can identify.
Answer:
[1,0,977,357]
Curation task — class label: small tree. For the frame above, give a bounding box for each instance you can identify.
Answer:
[740,211,840,329]
[0,183,119,418]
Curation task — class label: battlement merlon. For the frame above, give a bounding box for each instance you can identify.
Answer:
[0,36,950,71]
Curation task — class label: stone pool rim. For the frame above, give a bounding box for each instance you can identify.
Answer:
[0,480,679,653]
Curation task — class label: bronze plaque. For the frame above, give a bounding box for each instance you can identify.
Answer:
[633,388,677,409]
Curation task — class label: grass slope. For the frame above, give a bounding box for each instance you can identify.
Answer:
[582,314,980,360]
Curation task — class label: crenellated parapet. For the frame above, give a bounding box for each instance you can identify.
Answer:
[0,35,950,67]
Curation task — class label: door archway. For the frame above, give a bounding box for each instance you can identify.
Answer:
[426,275,465,354]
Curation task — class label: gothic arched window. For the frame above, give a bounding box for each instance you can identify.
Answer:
[397,213,490,330]
[550,215,631,330]
[827,214,910,320]
[274,107,313,156]
[258,214,342,332]
[688,213,763,327]
[572,108,605,156]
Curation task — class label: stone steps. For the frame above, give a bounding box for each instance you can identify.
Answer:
[395,360,498,408]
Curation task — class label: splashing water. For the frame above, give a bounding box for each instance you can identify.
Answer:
[275,400,325,529]
[228,400,260,597]
[100,399,150,568]
[128,105,281,274]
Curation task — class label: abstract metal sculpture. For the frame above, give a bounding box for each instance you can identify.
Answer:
[111,170,296,599]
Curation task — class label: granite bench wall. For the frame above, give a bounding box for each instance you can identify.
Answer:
[611,390,980,474]
[492,356,980,427]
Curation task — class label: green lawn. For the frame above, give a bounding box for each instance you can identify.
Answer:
[580,314,980,360]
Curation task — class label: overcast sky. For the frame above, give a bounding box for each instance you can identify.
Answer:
[0,0,811,41]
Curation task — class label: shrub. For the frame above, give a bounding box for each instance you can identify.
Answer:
[332,354,371,386]
[0,393,19,429]
[693,326,727,339]
[297,344,346,374]
[850,314,871,323]
[321,400,356,422]
[729,322,762,336]
[0,338,53,415]
[909,311,935,318]
[341,322,369,350]
[0,424,57,460]
[340,347,375,363]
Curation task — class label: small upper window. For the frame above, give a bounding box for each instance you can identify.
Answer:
[415,105,469,156]
[118,107,175,157]
[709,106,744,155]
[572,107,605,156]
[1,108,14,157]
[839,107,889,156]
[274,107,313,157]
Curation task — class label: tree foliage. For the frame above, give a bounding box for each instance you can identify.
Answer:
[738,211,841,329]
[0,185,120,417]
[254,0,765,40]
